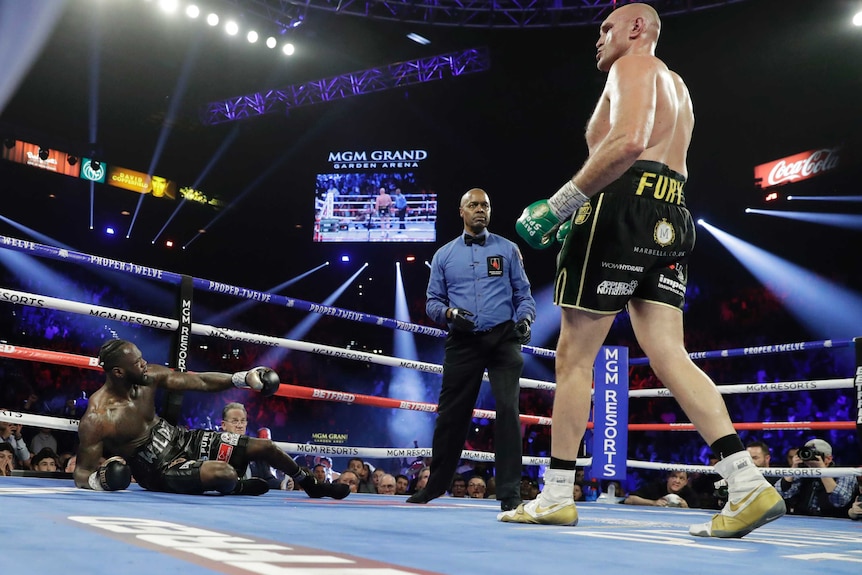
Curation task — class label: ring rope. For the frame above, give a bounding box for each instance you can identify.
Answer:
[0,343,550,425]
[1,410,858,477]
[629,378,854,397]
[6,235,851,365]
[0,234,558,357]
[0,345,853,433]
[629,338,854,366]
[0,287,557,391]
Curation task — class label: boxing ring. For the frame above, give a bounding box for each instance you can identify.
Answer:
[1,235,861,574]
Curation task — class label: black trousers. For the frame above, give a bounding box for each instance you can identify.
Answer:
[425,321,524,502]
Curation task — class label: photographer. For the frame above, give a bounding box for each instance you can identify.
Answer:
[773,439,856,518]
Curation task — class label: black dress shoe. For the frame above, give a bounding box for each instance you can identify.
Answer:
[500,498,522,511]
[406,488,444,504]
[299,474,351,499]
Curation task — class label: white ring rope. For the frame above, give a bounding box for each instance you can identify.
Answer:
[0,286,556,391]
[2,409,859,477]
[629,378,855,397]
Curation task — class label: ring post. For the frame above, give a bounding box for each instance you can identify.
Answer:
[592,346,629,483]
[163,275,194,425]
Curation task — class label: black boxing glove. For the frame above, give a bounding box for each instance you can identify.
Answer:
[89,456,131,491]
[514,317,532,345]
[232,366,280,397]
[448,308,475,333]
[257,368,281,397]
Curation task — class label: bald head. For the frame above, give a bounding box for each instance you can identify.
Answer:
[459,188,491,234]
[613,2,661,42]
[460,188,487,207]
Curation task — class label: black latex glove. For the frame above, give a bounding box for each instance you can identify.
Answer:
[449,308,476,332]
[514,318,531,344]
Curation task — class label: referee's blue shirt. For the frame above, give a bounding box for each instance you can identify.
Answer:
[426,231,536,332]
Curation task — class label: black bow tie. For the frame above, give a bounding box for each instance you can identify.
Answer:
[464,234,485,246]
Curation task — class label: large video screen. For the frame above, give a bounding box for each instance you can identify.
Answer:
[313,170,437,243]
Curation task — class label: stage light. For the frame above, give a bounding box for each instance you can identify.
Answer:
[206,13,218,26]
[91,160,101,171]
[106,227,115,235]
[67,155,78,166]
[407,33,431,45]
[247,30,258,43]
[853,10,862,26]
[282,43,295,56]
[341,255,350,262]
[3,138,14,149]
[38,147,49,160]
[266,36,277,49]
[158,0,178,13]
[225,20,239,35]
[165,240,174,248]
[406,255,416,262]
[185,4,200,18]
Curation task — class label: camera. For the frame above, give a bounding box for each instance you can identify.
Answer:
[797,446,824,461]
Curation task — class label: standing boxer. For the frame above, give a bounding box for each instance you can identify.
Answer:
[74,339,349,499]
[408,187,536,511]
[502,3,784,538]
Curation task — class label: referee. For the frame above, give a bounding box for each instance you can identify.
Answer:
[407,187,536,511]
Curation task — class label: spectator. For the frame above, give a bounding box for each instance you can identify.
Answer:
[336,470,360,493]
[409,466,430,495]
[311,464,328,484]
[774,439,856,518]
[520,477,540,501]
[746,440,773,468]
[467,476,487,499]
[346,458,375,493]
[377,474,397,495]
[624,470,699,508]
[30,427,58,455]
[848,478,861,521]
[220,402,284,490]
[0,418,30,469]
[449,474,467,498]
[572,482,585,502]
[395,474,410,495]
[31,447,61,473]
[0,443,14,476]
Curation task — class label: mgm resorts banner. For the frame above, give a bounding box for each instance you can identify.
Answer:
[592,346,629,481]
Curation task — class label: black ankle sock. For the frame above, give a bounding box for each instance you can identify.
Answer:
[710,434,745,460]
[550,457,577,470]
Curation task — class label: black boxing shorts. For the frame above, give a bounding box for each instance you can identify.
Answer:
[554,160,695,313]
[128,418,250,493]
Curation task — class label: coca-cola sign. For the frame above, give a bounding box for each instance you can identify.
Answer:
[754,147,841,188]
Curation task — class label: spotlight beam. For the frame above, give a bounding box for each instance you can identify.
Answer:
[786,195,862,202]
[152,126,240,244]
[206,261,329,325]
[390,260,433,447]
[259,263,369,366]
[185,102,352,249]
[132,36,202,240]
[698,220,862,338]
[745,208,862,231]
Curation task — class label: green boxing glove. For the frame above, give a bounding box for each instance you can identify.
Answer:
[556,219,572,244]
[515,200,561,250]
[517,180,589,250]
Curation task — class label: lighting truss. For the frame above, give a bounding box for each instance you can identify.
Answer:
[222,0,751,29]
[199,47,490,125]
